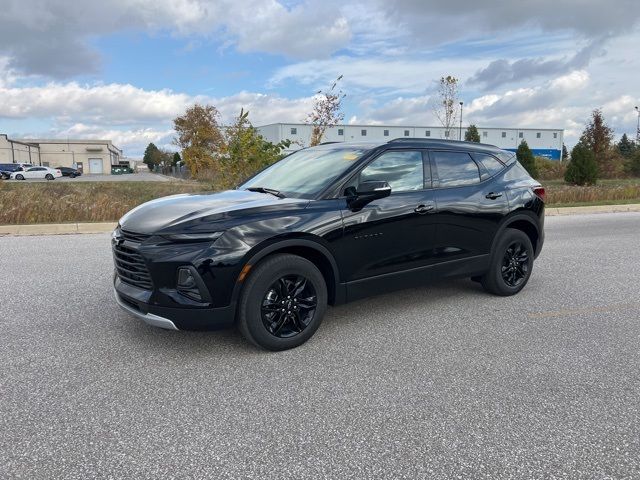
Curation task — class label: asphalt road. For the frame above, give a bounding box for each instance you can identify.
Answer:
[2,213,640,479]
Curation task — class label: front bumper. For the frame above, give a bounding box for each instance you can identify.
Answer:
[114,288,179,330]
[114,276,236,331]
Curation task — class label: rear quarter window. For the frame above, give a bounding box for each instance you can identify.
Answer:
[472,153,505,177]
[504,161,532,181]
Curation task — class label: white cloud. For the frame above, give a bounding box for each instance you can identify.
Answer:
[0,0,352,77]
[271,56,486,94]
[0,82,194,123]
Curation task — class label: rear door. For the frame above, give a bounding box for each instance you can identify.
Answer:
[429,150,509,263]
[337,149,438,285]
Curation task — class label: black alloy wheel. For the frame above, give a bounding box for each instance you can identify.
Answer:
[480,228,534,296]
[45,174,54,180]
[261,275,318,338]
[501,242,529,288]
[238,253,328,351]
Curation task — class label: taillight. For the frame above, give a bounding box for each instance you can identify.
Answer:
[533,186,545,202]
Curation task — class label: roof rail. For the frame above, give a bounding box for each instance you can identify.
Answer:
[318,141,341,145]
[388,137,465,143]
[387,137,500,149]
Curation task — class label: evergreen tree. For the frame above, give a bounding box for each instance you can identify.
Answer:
[616,133,636,158]
[516,140,538,178]
[579,109,614,174]
[464,125,481,143]
[562,143,569,161]
[628,149,640,177]
[142,143,160,171]
[565,143,598,185]
[172,152,182,166]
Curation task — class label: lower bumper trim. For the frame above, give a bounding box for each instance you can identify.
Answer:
[114,289,179,331]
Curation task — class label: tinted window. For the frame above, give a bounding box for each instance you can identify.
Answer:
[432,151,480,187]
[359,150,425,192]
[473,153,505,176]
[504,161,532,181]
[241,147,369,198]
[496,151,515,163]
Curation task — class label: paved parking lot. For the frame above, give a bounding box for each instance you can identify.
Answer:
[1,213,640,479]
[1,171,175,182]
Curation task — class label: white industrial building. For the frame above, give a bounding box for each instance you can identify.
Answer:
[0,134,124,174]
[257,123,564,160]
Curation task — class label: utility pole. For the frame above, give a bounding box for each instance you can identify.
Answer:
[635,106,640,142]
[459,102,464,141]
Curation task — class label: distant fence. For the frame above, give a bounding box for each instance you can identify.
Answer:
[153,164,191,180]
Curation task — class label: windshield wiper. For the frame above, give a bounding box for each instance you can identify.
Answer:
[246,187,286,198]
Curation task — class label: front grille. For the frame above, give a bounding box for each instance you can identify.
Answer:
[120,229,151,243]
[113,232,153,290]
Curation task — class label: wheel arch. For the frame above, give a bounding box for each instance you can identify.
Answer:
[231,238,343,307]
[492,210,541,256]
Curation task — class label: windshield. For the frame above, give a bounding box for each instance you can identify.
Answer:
[240,146,370,198]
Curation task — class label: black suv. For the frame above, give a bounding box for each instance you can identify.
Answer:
[113,139,544,350]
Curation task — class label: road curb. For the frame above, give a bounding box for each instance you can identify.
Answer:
[545,204,640,216]
[1,204,639,236]
[0,222,117,236]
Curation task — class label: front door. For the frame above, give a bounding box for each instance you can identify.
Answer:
[335,149,438,299]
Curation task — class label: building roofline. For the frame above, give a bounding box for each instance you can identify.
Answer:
[13,138,123,154]
[0,134,40,148]
[257,123,564,132]
[15,138,119,145]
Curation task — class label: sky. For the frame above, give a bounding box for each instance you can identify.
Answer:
[0,0,639,158]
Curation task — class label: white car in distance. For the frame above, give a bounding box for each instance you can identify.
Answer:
[10,166,63,181]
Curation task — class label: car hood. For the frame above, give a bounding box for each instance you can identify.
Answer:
[119,189,309,234]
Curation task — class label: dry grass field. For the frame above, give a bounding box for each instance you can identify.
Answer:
[1,178,640,225]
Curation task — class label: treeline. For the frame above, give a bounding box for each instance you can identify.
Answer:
[563,109,640,185]
[466,110,640,186]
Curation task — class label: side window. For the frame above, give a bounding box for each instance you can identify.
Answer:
[359,150,425,193]
[472,153,505,177]
[432,151,481,187]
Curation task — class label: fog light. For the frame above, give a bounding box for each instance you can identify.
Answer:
[176,267,204,302]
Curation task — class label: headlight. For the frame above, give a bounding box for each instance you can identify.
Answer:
[163,232,224,242]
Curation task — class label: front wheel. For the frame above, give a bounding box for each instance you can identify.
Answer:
[480,228,534,296]
[238,254,328,351]
[15,174,24,180]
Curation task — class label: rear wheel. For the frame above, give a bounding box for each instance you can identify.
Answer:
[238,254,327,351]
[480,229,534,296]
[45,174,54,180]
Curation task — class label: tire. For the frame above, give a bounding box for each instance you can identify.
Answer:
[480,228,534,296]
[238,254,328,351]
[15,174,24,180]
[45,174,54,180]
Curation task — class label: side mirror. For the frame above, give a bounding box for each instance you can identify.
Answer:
[347,180,392,210]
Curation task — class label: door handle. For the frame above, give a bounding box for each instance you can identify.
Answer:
[414,204,434,214]
[485,192,503,200]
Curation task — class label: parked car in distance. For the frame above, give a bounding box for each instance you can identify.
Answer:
[0,163,32,179]
[10,166,62,180]
[56,166,82,178]
[113,138,545,351]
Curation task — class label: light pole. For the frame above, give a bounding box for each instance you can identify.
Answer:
[635,106,640,142]
[459,102,464,141]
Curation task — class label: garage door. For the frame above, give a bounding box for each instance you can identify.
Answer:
[89,158,103,174]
